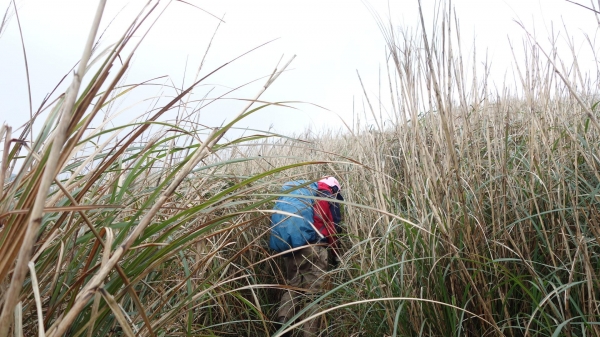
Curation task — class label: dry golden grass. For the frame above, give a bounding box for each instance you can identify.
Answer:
[1,1,600,336]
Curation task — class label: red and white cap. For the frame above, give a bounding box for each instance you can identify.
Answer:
[319,176,341,191]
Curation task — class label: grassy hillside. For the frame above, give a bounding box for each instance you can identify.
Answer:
[1,1,600,336]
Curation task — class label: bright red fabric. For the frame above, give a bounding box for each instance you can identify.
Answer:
[313,182,337,245]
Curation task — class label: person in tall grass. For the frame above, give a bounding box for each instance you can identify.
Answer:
[275,177,344,337]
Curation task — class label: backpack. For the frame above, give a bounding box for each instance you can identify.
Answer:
[269,180,321,252]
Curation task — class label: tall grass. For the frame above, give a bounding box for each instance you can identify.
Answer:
[226,3,600,336]
[2,1,600,336]
[0,2,309,336]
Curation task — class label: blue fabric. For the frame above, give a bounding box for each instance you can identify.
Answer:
[269,180,319,252]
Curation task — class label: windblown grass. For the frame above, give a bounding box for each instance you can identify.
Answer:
[2,1,600,337]
[0,2,310,336]
[225,4,600,336]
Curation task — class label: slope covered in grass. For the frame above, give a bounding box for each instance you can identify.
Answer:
[2,1,600,336]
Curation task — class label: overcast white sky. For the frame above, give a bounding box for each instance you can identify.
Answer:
[1,0,598,135]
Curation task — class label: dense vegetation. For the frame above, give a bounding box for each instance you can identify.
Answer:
[1,1,600,336]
